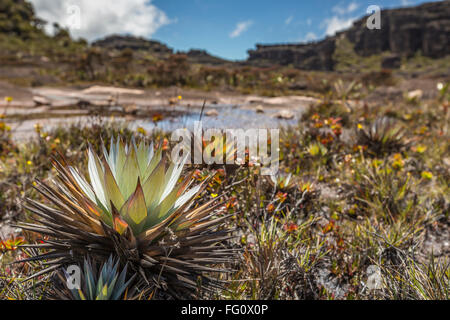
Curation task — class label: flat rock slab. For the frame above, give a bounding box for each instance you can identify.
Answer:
[81,86,145,95]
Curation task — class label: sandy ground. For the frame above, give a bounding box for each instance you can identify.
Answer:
[0,81,318,111]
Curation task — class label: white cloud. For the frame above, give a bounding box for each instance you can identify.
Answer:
[302,32,317,42]
[229,20,253,38]
[29,0,171,41]
[323,1,358,37]
[285,16,293,25]
[323,16,355,36]
[347,2,359,13]
[400,0,413,6]
[306,18,312,26]
[332,2,359,15]
[299,32,317,42]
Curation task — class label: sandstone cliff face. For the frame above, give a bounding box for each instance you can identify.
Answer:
[346,1,450,58]
[247,39,336,71]
[247,1,450,70]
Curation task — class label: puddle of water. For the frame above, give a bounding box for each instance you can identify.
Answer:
[7,104,303,141]
[134,105,300,131]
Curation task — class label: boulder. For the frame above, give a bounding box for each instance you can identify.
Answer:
[33,96,51,106]
[205,109,219,117]
[381,55,402,69]
[407,89,423,101]
[274,109,294,120]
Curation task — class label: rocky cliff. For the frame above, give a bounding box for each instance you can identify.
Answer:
[247,39,336,71]
[92,35,229,65]
[92,35,174,56]
[346,1,450,58]
[247,1,450,70]
[183,49,230,65]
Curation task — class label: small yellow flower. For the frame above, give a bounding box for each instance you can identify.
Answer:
[392,153,404,170]
[403,114,412,120]
[371,159,382,168]
[26,160,33,166]
[416,145,427,153]
[54,138,60,144]
[4,96,13,103]
[211,193,218,198]
[137,127,147,135]
[34,123,42,133]
[178,95,182,100]
[415,126,428,135]
[357,123,363,130]
[421,171,433,180]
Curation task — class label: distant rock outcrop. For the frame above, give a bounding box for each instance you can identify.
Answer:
[183,49,230,66]
[92,35,173,56]
[345,1,450,58]
[247,1,450,70]
[247,39,336,71]
[93,35,230,65]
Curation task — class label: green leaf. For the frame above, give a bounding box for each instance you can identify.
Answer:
[115,138,127,183]
[104,160,125,211]
[142,158,166,208]
[119,146,140,200]
[88,145,110,210]
[136,139,149,178]
[143,145,161,181]
[121,179,148,227]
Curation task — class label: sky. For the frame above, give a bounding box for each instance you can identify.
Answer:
[30,0,437,61]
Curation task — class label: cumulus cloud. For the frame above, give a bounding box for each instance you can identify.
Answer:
[302,32,317,42]
[347,2,359,13]
[29,0,171,41]
[322,1,358,36]
[229,20,253,38]
[323,16,355,36]
[332,2,359,15]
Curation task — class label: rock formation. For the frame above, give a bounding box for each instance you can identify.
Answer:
[247,1,450,70]
[92,35,174,56]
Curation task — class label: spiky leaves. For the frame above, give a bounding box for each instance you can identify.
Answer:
[19,137,237,299]
[52,256,135,300]
[356,117,411,156]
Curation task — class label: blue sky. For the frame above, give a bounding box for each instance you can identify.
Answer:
[31,0,436,60]
[151,0,432,60]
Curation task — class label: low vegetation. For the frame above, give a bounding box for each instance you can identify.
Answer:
[0,80,448,300]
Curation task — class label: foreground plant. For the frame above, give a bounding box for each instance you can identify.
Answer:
[52,256,135,300]
[377,256,449,300]
[356,117,411,156]
[19,137,237,298]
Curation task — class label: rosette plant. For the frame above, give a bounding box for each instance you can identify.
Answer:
[19,137,236,298]
[52,256,135,300]
[356,117,411,155]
